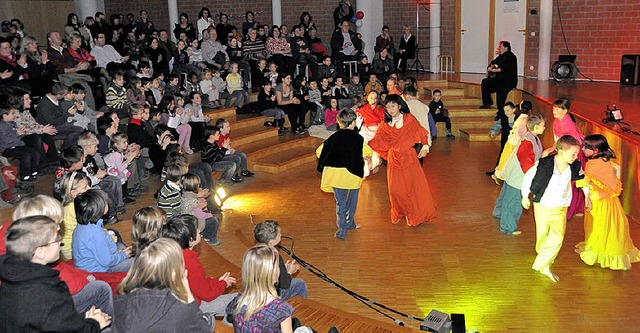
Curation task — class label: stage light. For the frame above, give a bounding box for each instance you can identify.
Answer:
[552,55,578,82]
[214,186,227,207]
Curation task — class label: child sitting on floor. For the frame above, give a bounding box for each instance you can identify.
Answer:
[179,174,220,246]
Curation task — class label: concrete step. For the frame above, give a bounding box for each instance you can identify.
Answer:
[459,128,500,142]
[417,80,449,90]
[252,145,319,174]
[229,125,279,146]
[452,116,495,128]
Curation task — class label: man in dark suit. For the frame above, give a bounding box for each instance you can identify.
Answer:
[480,40,518,119]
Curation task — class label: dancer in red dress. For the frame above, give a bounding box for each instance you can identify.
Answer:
[368,95,437,226]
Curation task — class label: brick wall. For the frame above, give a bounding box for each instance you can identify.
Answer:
[525,0,640,81]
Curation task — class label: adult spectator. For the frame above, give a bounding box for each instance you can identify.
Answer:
[396,25,416,72]
[371,48,395,84]
[197,7,215,41]
[480,40,518,120]
[91,32,133,76]
[375,25,395,55]
[243,28,267,89]
[19,36,54,95]
[64,13,92,49]
[158,29,177,58]
[172,39,201,75]
[242,11,258,37]
[35,82,83,150]
[46,31,89,75]
[67,33,110,100]
[266,25,295,76]
[173,13,196,42]
[90,12,110,40]
[0,37,27,85]
[109,27,125,55]
[307,27,328,59]
[331,20,362,78]
[299,12,316,36]
[136,10,155,38]
[148,37,170,76]
[291,25,317,79]
[216,13,234,45]
[200,27,229,71]
[333,0,355,29]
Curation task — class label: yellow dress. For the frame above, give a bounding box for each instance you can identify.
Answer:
[575,159,640,270]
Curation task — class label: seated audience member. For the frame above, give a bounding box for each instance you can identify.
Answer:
[215,118,254,178]
[162,214,237,317]
[226,244,295,332]
[330,20,363,78]
[106,70,131,118]
[35,82,83,150]
[201,26,230,71]
[97,114,118,156]
[157,161,185,219]
[127,104,155,148]
[0,36,28,85]
[375,25,395,54]
[112,238,213,333]
[254,220,308,300]
[72,190,134,273]
[178,174,219,245]
[19,36,55,95]
[0,103,44,181]
[6,195,119,317]
[0,215,111,332]
[130,206,167,256]
[372,48,395,86]
[104,132,142,197]
[201,125,242,184]
[364,73,383,96]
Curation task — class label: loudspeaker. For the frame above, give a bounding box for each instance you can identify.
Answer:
[620,55,640,85]
[450,313,466,333]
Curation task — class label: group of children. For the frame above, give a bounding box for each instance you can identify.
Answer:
[0,189,313,332]
[490,97,640,282]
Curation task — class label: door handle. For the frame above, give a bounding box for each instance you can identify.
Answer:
[461,29,467,32]
[518,29,526,32]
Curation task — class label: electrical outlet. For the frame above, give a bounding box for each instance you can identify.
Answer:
[531,31,536,37]
[529,66,534,70]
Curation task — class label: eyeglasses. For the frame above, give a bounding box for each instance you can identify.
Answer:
[40,234,63,248]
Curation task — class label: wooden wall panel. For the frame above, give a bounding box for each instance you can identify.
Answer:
[0,0,75,43]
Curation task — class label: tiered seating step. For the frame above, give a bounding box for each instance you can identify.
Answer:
[459,128,499,142]
[226,114,267,130]
[423,87,466,97]
[203,107,237,119]
[429,97,483,107]
[251,137,323,173]
[446,107,496,118]
[229,125,279,146]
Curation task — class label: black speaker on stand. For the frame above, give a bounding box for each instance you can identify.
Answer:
[620,55,640,85]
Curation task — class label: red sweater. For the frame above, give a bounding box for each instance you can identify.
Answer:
[183,248,227,304]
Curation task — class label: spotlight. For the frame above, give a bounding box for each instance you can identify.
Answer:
[214,186,227,207]
[552,55,578,82]
[420,309,451,332]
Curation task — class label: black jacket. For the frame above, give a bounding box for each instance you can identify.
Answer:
[489,50,518,88]
[0,254,101,333]
[113,288,211,333]
[330,29,363,59]
[317,128,365,178]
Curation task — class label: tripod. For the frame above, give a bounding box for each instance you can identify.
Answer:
[408,47,427,72]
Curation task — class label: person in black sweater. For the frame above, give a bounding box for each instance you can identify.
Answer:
[0,215,111,332]
[480,40,518,120]
[200,125,242,184]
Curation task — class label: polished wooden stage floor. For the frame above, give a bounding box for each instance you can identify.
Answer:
[3,76,640,332]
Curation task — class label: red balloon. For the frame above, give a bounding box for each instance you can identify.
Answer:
[356,11,364,20]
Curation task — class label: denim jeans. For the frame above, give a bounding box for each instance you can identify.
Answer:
[278,278,308,300]
[333,188,359,239]
[72,280,114,316]
[189,162,214,189]
[202,216,220,243]
[210,160,237,183]
[222,152,247,171]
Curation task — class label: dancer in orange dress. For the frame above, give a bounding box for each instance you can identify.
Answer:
[368,94,437,226]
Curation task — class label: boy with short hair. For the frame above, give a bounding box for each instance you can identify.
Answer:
[521,135,587,282]
[332,76,351,109]
[67,84,100,131]
[0,216,111,331]
[493,114,545,235]
[214,118,254,178]
[348,74,365,106]
[316,109,372,240]
[318,56,337,84]
[77,131,129,213]
[0,105,44,181]
[254,219,308,299]
[161,215,238,316]
[308,80,324,125]
[35,82,83,150]
[157,160,186,218]
[164,73,183,97]
[428,89,455,139]
[201,125,242,184]
[96,115,117,156]
[364,73,383,96]
[105,70,130,118]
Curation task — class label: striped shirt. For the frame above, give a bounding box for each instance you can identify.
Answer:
[157,180,181,218]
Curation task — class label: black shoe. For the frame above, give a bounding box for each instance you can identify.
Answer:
[116,206,126,214]
[485,171,494,176]
[123,196,137,204]
[126,189,140,197]
[263,120,275,127]
[104,216,119,225]
[231,175,243,183]
[241,170,255,177]
[479,104,493,109]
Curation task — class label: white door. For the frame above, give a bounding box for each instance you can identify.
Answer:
[494,0,527,75]
[460,0,491,73]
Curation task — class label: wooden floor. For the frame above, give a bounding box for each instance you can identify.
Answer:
[6,132,640,332]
